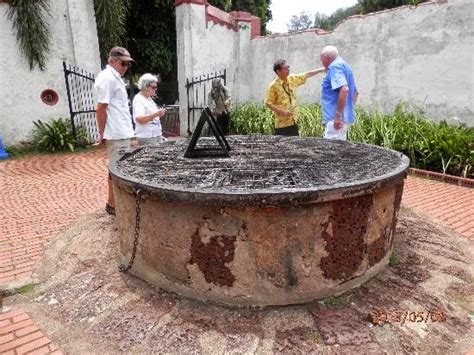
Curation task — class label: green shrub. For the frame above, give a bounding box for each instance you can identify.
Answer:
[230,103,474,178]
[230,103,274,135]
[31,118,88,153]
[297,105,324,137]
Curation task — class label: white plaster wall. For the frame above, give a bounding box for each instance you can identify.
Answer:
[177,0,474,129]
[246,0,474,125]
[0,0,100,145]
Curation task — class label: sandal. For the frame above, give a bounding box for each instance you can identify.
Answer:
[105,203,116,216]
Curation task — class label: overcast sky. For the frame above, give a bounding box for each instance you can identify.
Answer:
[267,0,358,33]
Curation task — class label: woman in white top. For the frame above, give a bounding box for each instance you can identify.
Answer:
[132,73,167,146]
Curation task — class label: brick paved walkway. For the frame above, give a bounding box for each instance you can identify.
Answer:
[0,309,62,354]
[403,176,474,240]
[0,149,108,285]
[0,148,473,353]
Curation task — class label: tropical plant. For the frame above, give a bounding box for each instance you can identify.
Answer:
[230,103,274,135]
[93,0,130,63]
[30,118,87,153]
[6,0,51,70]
[93,0,273,72]
[125,0,175,76]
[92,0,273,104]
[297,105,324,137]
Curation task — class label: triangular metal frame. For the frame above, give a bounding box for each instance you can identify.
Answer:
[184,107,231,158]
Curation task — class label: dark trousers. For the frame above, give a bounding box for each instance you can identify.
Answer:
[216,112,230,136]
[274,124,299,136]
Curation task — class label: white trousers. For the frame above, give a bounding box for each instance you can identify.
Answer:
[324,121,351,140]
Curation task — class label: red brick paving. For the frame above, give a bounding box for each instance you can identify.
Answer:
[0,309,62,354]
[402,176,474,240]
[0,148,473,353]
[0,149,108,284]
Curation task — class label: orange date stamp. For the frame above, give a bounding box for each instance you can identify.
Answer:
[368,309,447,325]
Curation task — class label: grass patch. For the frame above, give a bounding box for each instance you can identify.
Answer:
[18,283,35,294]
[306,329,323,343]
[5,141,42,158]
[5,142,96,159]
[321,295,350,308]
[389,252,399,267]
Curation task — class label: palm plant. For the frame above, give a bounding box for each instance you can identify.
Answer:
[31,118,87,152]
[6,0,51,70]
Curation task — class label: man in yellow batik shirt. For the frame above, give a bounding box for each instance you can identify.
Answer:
[265,59,325,136]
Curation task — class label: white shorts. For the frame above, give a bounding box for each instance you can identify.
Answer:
[324,121,351,141]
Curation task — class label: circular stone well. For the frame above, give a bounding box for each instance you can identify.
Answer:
[110,135,409,306]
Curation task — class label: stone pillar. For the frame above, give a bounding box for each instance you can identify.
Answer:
[175,0,261,134]
[65,0,101,73]
[175,0,207,136]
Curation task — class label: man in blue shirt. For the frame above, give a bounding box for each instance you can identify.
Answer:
[320,45,358,140]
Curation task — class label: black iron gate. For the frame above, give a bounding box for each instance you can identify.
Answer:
[63,62,98,143]
[186,69,226,135]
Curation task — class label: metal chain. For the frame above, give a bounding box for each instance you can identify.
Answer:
[119,189,142,273]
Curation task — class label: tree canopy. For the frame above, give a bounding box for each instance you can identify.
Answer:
[93,0,130,64]
[125,0,176,76]
[313,5,361,31]
[94,0,272,76]
[358,0,426,14]
[287,11,313,33]
[310,0,427,32]
[92,0,272,103]
[230,0,272,33]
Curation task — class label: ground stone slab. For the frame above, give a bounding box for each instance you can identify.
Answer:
[8,209,473,354]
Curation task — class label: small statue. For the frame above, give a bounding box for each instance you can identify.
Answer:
[208,78,231,135]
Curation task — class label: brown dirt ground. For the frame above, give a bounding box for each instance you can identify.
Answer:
[7,208,474,354]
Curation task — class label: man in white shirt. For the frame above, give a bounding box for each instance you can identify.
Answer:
[94,46,135,215]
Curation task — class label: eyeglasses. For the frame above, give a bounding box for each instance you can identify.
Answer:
[149,85,157,89]
[120,61,132,68]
